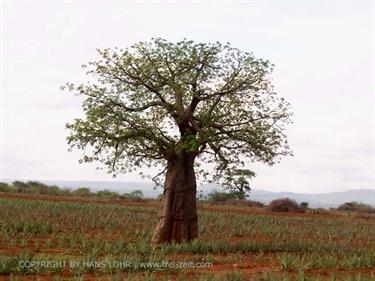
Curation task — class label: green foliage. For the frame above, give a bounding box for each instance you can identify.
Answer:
[337,202,375,214]
[121,190,144,200]
[207,188,263,202]
[206,190,240,201]
[72,187,92,197]
[222,169,255,198]
[300,202,309,209]
[0,182,12,192]
[12,180,29,193]
[0,256,16,274]
[0,181,67,195]
[96,189,120,198]
[62,38,292,186]
[0,181,145,200]
[278,253,298,270]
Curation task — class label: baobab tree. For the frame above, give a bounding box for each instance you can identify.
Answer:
[63,38,292,245]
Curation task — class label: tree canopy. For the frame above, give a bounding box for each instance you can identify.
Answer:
[62,38,292,186]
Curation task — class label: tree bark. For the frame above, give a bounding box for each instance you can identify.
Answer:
[151,150,198,245]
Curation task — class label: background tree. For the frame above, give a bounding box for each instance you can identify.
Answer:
[63,38,292,245]
[222,169,256,199]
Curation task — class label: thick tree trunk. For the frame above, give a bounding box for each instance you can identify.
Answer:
[151,151,198,245]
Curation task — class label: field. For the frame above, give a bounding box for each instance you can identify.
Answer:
[0,193,374,281]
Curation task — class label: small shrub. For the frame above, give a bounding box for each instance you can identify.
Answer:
[278,253,298,270]
[308,208,328,214]
[267,198,305,213]
[300,202,309,209]
[72,187,92,197]
[219,199,264,208]
[96,189,120,199]
[337,202,375,214]
[0,182,11,192]
[27,181,50,194]
[12,181,29,193]
[121,190,144,201]
[61,188,72,196]
[206,191,238,202]
[48,185,64,196]
[243,200,264,208]
[0,256,16,274]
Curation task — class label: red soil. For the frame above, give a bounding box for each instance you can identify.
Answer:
[1,192,373,281]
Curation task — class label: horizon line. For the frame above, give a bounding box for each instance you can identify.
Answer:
[1,178,374,195]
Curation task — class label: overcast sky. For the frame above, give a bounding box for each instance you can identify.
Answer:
[1,1,374,193]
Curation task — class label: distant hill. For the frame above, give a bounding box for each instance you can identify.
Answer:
[244,188,375,208]
[1,179,374,208]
